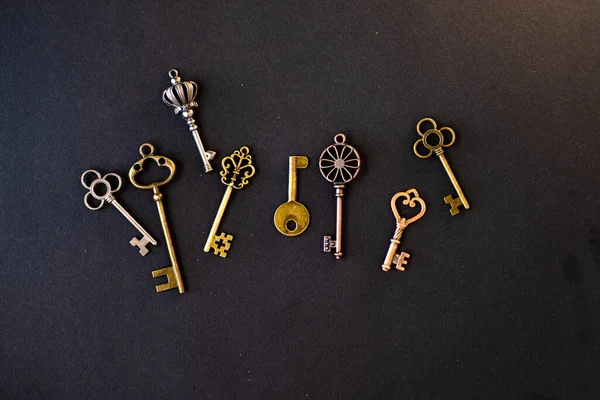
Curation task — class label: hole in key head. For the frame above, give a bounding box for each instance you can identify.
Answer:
[135,159,172,186]
[286,220,297,232]
[423,129,443,150]
[158,157,166,166]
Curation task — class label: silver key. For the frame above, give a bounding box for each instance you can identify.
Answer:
[81,169,158,256]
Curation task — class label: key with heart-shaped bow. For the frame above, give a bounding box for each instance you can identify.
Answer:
[381,189,426,272]
[129,143,184,293]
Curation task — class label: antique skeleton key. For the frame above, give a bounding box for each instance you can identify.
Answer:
[318,133,361,259]
[163,69,216,173]
[204,146,256,257]
[129,143,184,293]
[81,170,158,256]
[381,189,426,272]
[273,156,310,236]
[413,118,470,216]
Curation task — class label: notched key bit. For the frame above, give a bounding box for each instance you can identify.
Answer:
[381,189,426,272]
[413,117,470,216]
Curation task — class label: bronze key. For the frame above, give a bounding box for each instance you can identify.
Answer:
[413,118,470,216]
[129,143,184,293]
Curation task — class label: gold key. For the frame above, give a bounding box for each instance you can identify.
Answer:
[413,118,470,216]
[274,156,310,236]
[129,143,184,293]
[381,189,426,272]
[204,146,255,257]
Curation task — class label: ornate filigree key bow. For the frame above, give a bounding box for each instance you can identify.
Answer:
[381,189,426,272]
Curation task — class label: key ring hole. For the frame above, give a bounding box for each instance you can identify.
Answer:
[158,157,166,166]
[81,169,101,189]
[133,163,142,171]
[286,220,297,232]
[423,129,444,150]
[334,133,346,144]
[140,143,154,157]
[168,69,179,78]
[90,179,111,200]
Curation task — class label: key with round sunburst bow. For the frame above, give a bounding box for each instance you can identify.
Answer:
[318,133,361,259]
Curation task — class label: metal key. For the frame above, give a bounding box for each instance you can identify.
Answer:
[381,189,426,272]
[413,117,470,216]
[163,69,216,173]
[318,133,361,259]
[274,156,310,236]
[204,146,256,257]
[129,143,184,293]
[81,169,157,256]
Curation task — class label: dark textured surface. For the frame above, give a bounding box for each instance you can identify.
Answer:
[1,1,599,398]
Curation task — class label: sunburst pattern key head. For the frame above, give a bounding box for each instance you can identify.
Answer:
[319,133,361,184]
[413,118,457,159]
[210,232,234,257]
[220,146,256,189]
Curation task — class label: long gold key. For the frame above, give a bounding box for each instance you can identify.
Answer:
[273,156,310,236]
[204,146,255,257]
[413,118,470,216]
[129,143,184,293]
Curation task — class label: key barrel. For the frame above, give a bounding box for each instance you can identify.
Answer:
[382,239,401,272]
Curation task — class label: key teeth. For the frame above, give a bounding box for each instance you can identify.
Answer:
[152,267,178,292]
[211,232,233,257]
[444,195,463,216]
[130,236,151,256]
[323,236,332,252]
[395,252,410,271]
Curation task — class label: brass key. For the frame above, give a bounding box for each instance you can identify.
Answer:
[413,118,470,216]
[129,143,184,293]
[381,189,426,272]
[273,156,310,236]
[204,146,255,257]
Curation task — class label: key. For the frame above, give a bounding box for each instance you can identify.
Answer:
[318,133,361,259]
[129,143,184,293]
[81,169,157,256]
[381,189,426,272]
[413,117,470,216]
[163,69,216,173]
[274,156,310,236]
[204,146,256,257]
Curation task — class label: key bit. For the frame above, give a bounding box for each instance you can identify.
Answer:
[381,189,426,272]
[413,117,470,216]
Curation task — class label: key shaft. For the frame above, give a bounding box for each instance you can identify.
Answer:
[153,187,184,293]
[109,198,157,246]
[204,185,233,253]
[437,153,470,209]
[334,185,344,259]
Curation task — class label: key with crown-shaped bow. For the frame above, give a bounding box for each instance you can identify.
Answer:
[381,189,426,272]
[204,146,256,257]
[413,118,470,216]
[81,169,157,256]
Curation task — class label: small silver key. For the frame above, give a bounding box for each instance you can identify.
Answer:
[81,169,158,256]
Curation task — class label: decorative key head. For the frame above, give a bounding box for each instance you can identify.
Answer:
[390,189,426,229]
[81,169,122,210]
[413,118,456,159]
[128,143,176,190]
[319,133,361,184]
[220,146,256,189]
[162,69,198,116]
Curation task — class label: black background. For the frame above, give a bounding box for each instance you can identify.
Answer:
[1,1,599,399]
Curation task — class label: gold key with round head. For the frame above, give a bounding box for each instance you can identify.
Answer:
[129,143,184,293]
[204,146,256,258]
[274,156,310,236]
[413,118,470,216]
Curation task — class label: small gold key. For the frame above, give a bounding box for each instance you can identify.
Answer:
[129,143,184,293]
[204,146,256,257]
[413,118,470,216]
[274,156,310,236]
[381,189,426,272]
